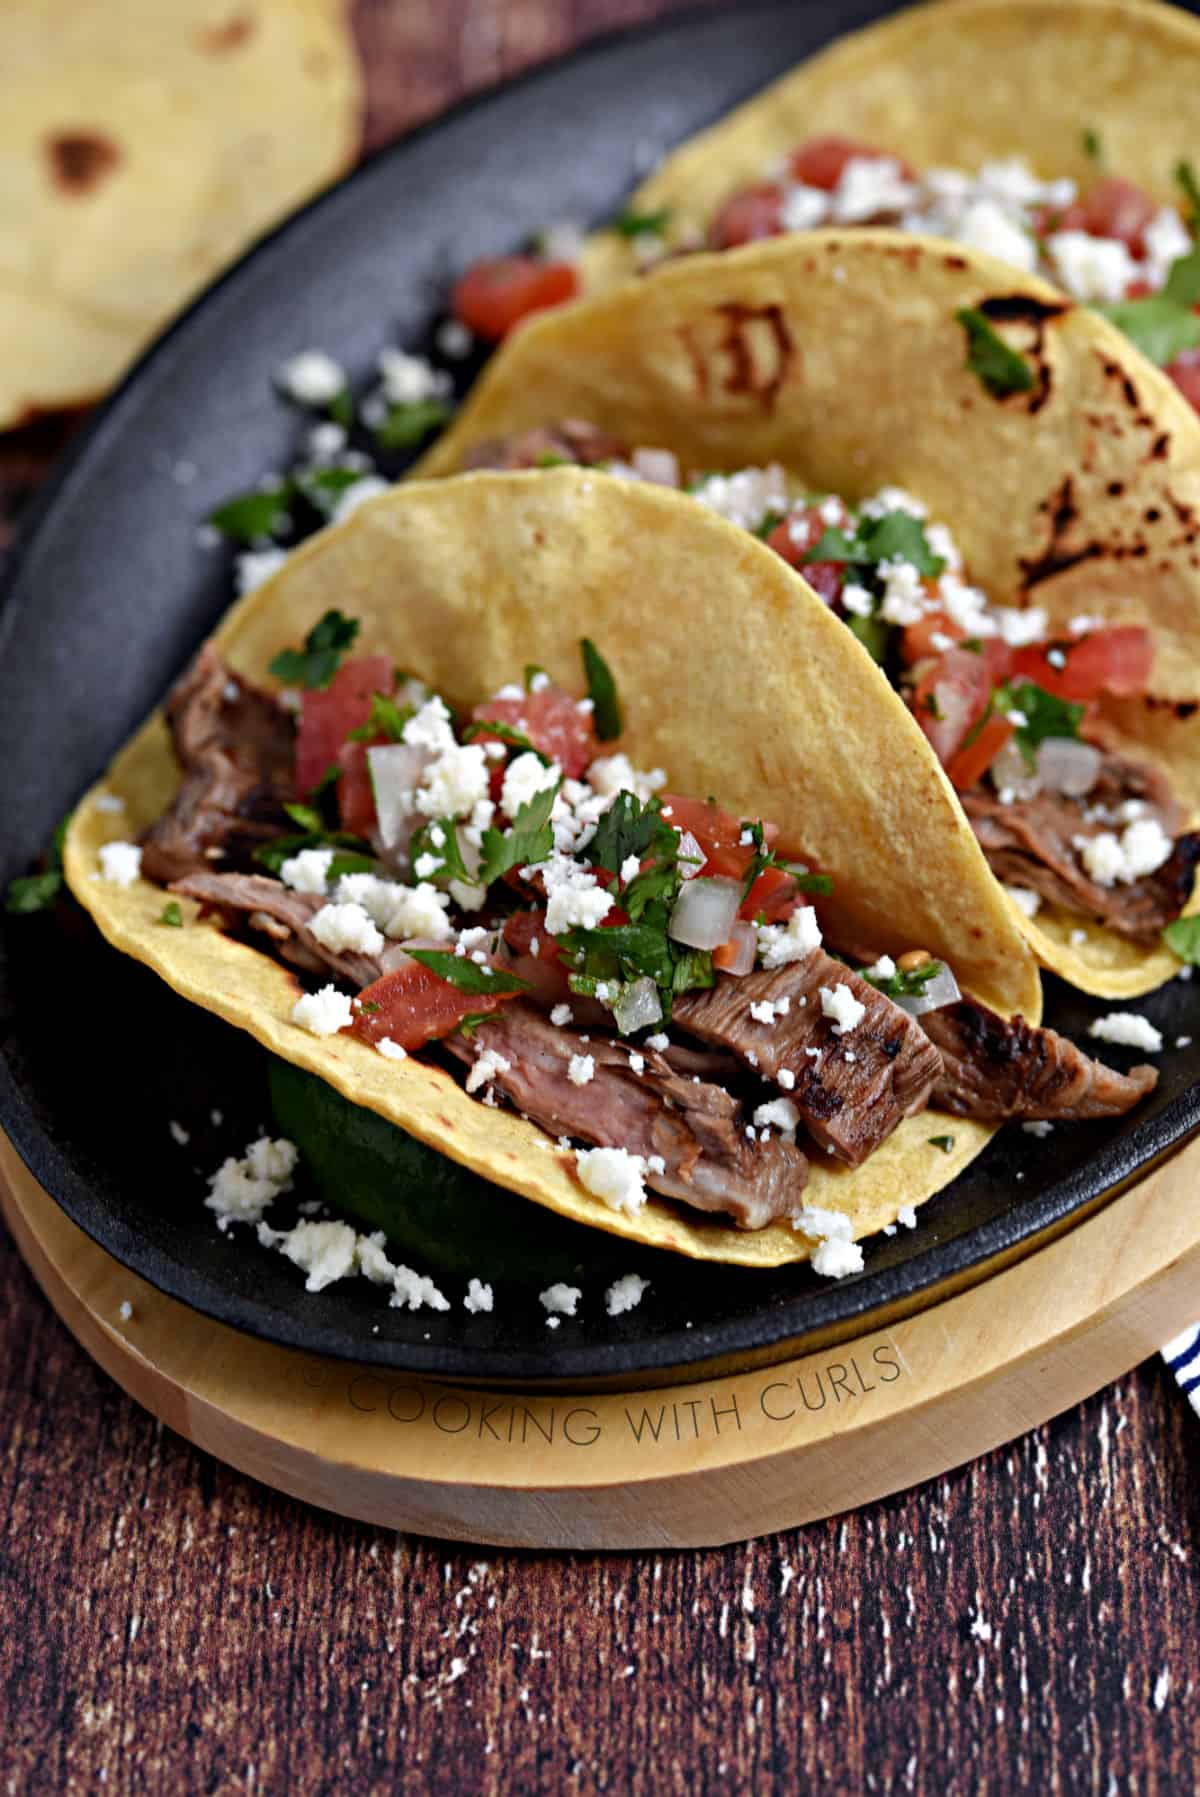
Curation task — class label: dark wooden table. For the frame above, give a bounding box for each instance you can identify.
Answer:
[3,5,1199,1791]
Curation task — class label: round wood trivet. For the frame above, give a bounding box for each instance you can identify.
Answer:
[3,1128,1197,1549]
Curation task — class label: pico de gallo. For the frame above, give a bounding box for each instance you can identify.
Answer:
[109,611,1162,1250]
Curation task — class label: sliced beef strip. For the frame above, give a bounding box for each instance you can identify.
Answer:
[170,870,411,989]
[921,998,1157,1120]
[461,419,630,472]
[962,750,1200,943]
[141,644,296,885]
[443,1002,808,1230]
[673,956,941,1168]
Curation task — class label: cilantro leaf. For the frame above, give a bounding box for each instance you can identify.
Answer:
[160,900,184,927]
[928,1134,956,1154]
[1177,160,1200,236]
[456,1011,500,1037]
[613,206,672,239]
[1098,294,1200,367]
[405,950,528,997]
[583,791,676,877]
[562,922,676,990]
[581,638,621,740]
[268,609,360,689]
[253,829,374,877]
[410,818,471,886]
[284,802,324,832]
[956,307,1036,398]
[846,613,891,663]
[347,692,412,742]
[210,485,293,543]
[998,680,1085,769]
[461,719,551,764]
[328,389,354,428]
[1165,243,1200,308]
[856,512,945,577]
[1163,914,1200,964]
[477,781,559,886]
[863,959,944,998]
[4,870,63,914]
[670,948,715,994]
[1081,127,1103,166]
[295,466,369,517]
[802,525,857,564]
[371,399,454,451]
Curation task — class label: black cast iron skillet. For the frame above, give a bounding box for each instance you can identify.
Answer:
[1,0,1198,1391]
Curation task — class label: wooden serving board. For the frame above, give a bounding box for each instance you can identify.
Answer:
[3,1126,1198,1550]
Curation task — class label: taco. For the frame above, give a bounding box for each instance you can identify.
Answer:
[571,0,1200,415]
[63,472,1155,1273]
[420,230,1200,999]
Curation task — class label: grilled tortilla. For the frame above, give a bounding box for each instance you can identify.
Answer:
[64,471,1042,1267]
[419,232,1200,997]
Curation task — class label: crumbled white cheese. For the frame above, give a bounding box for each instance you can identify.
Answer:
[820,984,866,1034]
[235,548,288,594]
[381,882,454,943]
[757,906,822,968]
[278,349,345,405]
[540,853,612,935]
[1004,885,1043,919]
[567,1054,595,1087]
[646,1033,669,1052]
[993,605,1049,648]
[466,1048,512,1095]
[619,854,642,885]
[540,1282,582,1317]
[291,984,354,1037]
[792,1204,864,1278]
[118,1300,133,1322]
[309,901,385,957]
[377,347,452,405]
[776,1067,796,1091]
[376,1037,408,1061]
[501,751,560,819]
[1021,1119,1054,1138]
[831,156,916,223]
[896,1205,918,1230]
[841,583,875,618]
[689,464,790,531]
[331,475,390,524]
[98,841,142,887]
[1088,1012,1163,1053]
[575,1145,649,1215]
[1046,231,1139,304]
[436,318,474,359]
[263,1218,359,1291]
[168,1120,190,1146]
[92,790,126,814]
[417,740,490,821]
[753,1097,800,1137]
[605,1273,650,1317]
[464,1277,494,1314]
[952,198,1039,271]
[1074,818,1173,887]
[305,420,348,462]
[205,1136,299,1230]
[779,183,830,232]
[585,753,666,802]
[876,557,927,627]
[864,954,896,981]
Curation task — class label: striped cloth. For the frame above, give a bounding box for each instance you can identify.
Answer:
[1163,1326,1200,1417]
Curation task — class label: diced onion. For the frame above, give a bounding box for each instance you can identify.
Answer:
[676,830,705,879]
[989,738,1041,802]
[668,876,743,950]
[1035,736,1102,797]
[612,976,663,1035]
[892,963,961,1016]
[367,743,427,851]
[718,921,758,976]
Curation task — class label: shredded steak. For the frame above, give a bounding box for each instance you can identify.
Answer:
[444,1002,808,1228]
[921,999,1157,1120]
[170,870,410,988]
[962,750,1200,942]
[462,419,629,472]
[673,957,941,1167]
[140,644,295,884]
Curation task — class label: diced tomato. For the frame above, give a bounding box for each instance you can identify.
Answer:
[765,511,846,604]
[1010,625,1154,701]
[351,960,517,1052]
[900,610,967,665]
[789,134,912,191]
[742,865,798,922]
[708,183,785,250]
[451,257,579,342]
[712,938,744,972]
[1067,177,1159,254]
[1167,347,1200,413]
[909,646,995,766]
[334,739,378,835]
[472,682,598,780]
[293,654,394,798]
[500,910,574,1008]
[658,794,797,917]
[944,711,1015,793]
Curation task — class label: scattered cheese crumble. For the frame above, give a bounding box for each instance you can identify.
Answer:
[820,984,866,1035]
[539,1282,582,1318]
[98,841,142,887]
[464,1278,494,1314]
[1088,1012,1163,1053]
[291,984,354,1037]
[605,1274,650,1317]
[575,1145,649,1215]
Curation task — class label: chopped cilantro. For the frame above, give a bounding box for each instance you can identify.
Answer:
[621,858,683,921]
[581,638,621,740]
[456,1011,500,1038]
[371,399,454,451]
[328,389,354,429]
[997,680,1084,769]
[4,870,62,914]
[347,691,412,742]
[295,466,368,517]
[284,801,325,832]
[928,1134,956,1154]
[804,510,944,585]
[613,206,672,239]
[268,609,360,689]
[956,308,1036,399]
[1177,160,1200,236]
[791,870,834,896]
[462,719,550,764]
[534,451,570,467]
[477,782,559,886]
[410,818,471,886]
[847,613,891,663]
[209,484,293,543]
[1163,914,1200,963]
[405,950,528,997]
[253,829,374,878]
[1081,127,1103,165]
[584,791,676,878]
[670,948,715,994]
[562,921,676,992]
[309,763,341,802]
[160,900,184,928]
[864,959,943,998]
[1097,245,1200,366]
[524,664,548,688]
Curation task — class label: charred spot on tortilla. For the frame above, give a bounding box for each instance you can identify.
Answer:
[196,12,257,53]
[680,304,793,411]
[976,294,1065,414]
[46,131,121,195]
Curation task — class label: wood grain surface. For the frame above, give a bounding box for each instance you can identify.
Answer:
[2,3,1199,1792]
